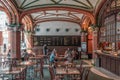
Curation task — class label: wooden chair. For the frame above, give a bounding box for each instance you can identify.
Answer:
[82,67,90,80]
[71,60,84,80]
[34,59,44,79]
[15,67,27,80]
[48,66,62,80]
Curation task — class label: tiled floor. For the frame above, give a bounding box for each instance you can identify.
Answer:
[93,67,120,80]
[1,58,119,80]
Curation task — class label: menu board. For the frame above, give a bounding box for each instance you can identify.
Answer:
[81,42,87,52]
[33,36,81,46]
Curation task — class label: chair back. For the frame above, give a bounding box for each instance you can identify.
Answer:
[40,59,44,78]
[15,67,27,80]
[79,61,83,72]
[48,66,55,80]
[85,68,90,80]
[83,68,90,80]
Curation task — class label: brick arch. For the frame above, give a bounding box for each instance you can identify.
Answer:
[20,7,95,25]
[96,0,113,26]
[0,0,19,24]
[95,0,108,17]
[0,6,11,22]
[22,15,33,30]
[81,16,91,30]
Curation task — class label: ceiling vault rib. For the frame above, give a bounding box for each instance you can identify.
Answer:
[86,0,93,8]
[7,0,19,22]
[20,0,26,8]
[73,0,91,8]
[22,0,39,8]
[69,13,81,19]
[51,0,62,4]
[3,0,15,23]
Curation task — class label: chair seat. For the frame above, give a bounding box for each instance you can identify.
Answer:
[54,76,62,80]
[35,68,41,71]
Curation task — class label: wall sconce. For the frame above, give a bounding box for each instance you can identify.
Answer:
[46,28,50,32]
[75,28,79,32]
[56,28,60,32]
[34,26,40,32]
[65,28,69,32]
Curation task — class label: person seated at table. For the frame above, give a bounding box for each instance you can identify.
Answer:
[49,48,57,66]
[43,44,48,55]
[71,48,79,60]
[7,49,12,60]
[64,48,74,63]
[21,49,29,61]
[7,49,11,56]
[27,49,36,57]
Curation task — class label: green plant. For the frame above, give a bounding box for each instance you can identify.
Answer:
[80,29,87,33]
[6,22,22,28]
[90,24,100,31]
[24,30,35,35]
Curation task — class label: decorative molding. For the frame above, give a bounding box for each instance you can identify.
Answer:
[5,23,23,31]
[5,23,22,28]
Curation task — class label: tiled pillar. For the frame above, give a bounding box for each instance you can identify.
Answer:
[0,31,3,45]
[81,32,87,42]
[0,31,3,53]
[25,33,33,49]
[93,30,98,52]
[92,30,98,64]
[8,28,21,59]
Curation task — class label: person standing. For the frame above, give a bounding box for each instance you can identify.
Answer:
[43,44,48,55]
[21,49,29,61]
[49,49,56,66]
[7,49,11,60]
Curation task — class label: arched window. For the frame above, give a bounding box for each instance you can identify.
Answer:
[0,11,8,53]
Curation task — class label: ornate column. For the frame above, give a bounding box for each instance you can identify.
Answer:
[92,28,98,52]
[7,25,21,59]
[92,28,98,65]
[0,31,3,53]
[24,31,33,50]
[81,31,87,42]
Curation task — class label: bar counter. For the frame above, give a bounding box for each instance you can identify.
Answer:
[95,52,120,76]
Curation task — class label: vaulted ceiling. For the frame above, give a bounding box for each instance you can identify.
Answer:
[0,0,109,30]
[13,0,101,11]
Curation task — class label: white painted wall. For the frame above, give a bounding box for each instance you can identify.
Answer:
[34,21,81,36]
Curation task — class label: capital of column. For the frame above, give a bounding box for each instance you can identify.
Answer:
[6,23,22,31]
[24,30,34,36]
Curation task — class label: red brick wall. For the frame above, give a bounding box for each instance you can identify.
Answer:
[0,31,3,45]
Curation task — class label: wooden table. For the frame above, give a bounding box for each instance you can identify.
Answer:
[55,61,75,67]
[0,66,25,80]
[55,56,65,61]
[20,61,36,79]
[20,61,36,66]
[56,67,80,75]
[29,55,46,61]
